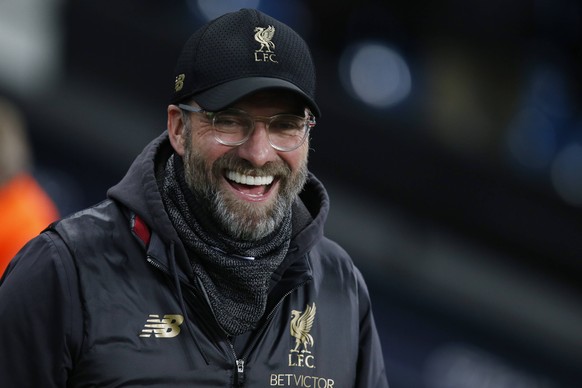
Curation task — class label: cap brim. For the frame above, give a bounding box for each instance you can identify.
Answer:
[192,77,321,117]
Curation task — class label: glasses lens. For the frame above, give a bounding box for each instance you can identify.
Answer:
[268,115,308,151]
[213,111,251,145]
[212,110,311,151]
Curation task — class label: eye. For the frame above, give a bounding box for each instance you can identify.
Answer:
[270,116,304,132]
[214,113,247,132]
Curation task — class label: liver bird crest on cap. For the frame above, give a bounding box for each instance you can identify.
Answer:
[254,25,276,53]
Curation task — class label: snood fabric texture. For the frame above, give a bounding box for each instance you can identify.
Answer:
[160,154,291,335]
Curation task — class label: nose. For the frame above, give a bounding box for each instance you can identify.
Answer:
[235,122,278,167]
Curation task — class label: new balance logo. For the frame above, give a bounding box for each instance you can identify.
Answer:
[139,314,184,338]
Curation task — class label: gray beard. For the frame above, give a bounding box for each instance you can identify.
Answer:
[182,144,308,241]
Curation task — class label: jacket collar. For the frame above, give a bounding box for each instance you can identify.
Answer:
[109,131,330,281]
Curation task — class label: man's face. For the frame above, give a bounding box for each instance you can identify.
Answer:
[181,91,310,240]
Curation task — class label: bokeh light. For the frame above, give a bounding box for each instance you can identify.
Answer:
[339,42,411,108]
[506,107,557,171]
[551,143,582,206]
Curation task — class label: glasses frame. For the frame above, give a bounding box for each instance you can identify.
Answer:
[178,104,315,152]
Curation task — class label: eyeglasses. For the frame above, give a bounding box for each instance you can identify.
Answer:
[178,104,315,152]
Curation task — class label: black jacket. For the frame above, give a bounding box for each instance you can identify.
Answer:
[0,133,388,387]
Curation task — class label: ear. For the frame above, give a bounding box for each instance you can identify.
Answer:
[167,104,186,156]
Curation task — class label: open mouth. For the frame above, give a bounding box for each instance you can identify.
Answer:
[225,170,277,200]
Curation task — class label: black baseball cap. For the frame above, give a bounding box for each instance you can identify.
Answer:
[171,8,320,117]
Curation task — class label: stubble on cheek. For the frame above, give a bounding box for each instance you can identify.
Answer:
[182,141,309,240]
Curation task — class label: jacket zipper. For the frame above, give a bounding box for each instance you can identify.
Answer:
[145,255,210,365]
[234,278,312,386]
[228,339,245,387]
[146,255,190,284]
[226,278,311,386]
[262,279,311,328]
[146,256,165,272]
[148,255,312,386]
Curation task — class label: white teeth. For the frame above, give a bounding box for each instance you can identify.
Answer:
[226,171,274,186]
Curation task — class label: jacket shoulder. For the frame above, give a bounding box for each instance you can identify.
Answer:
[311,236,353,267]
[0,227,83,386]
[52,200,126,241]
[307,236,364,287]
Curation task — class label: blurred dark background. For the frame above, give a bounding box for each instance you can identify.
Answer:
[1,0,581,386]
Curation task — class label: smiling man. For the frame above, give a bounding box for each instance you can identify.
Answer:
[171,91,311,241]
[0,9,389,387]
